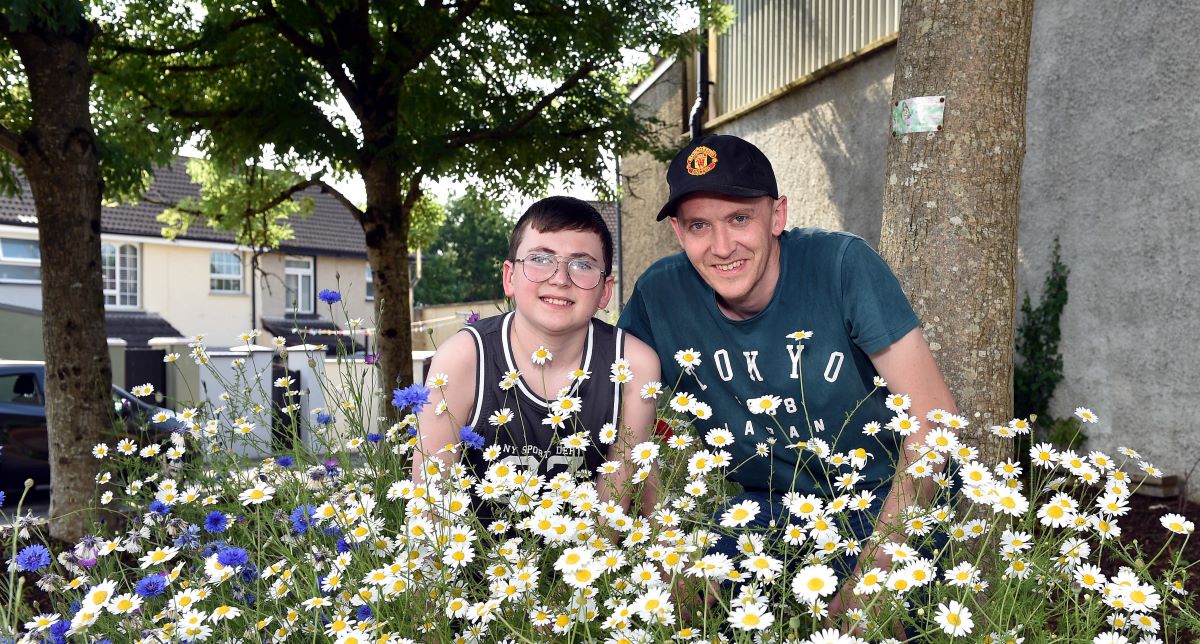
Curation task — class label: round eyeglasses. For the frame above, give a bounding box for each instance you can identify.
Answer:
[514,252,606,290]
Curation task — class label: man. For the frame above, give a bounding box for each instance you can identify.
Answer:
[618,134,956,609]
[414,196,660,513]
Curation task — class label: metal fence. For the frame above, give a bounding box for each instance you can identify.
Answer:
[715,0,900,116]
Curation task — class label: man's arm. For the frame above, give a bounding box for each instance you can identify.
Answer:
[411,331,479,483]
[868,327,957,534]
[598,335,662,516]
[830,327,957,616]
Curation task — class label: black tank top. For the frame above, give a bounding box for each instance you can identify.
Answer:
[458,312,626,482]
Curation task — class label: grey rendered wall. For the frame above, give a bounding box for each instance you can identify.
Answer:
[620,60,692,290]
[1018,1,1200,486]
[716,48,896,246]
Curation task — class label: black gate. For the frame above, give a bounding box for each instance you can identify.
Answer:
[125,348,166,400]
[270,359,302,453]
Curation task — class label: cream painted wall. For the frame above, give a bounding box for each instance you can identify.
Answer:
[140,243,252,346]
[315,255,371,315]
[254,253,371,320]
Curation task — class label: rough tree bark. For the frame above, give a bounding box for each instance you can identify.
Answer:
[360,155,415,393]
[2,18,111,541]
[878,0,1034,465]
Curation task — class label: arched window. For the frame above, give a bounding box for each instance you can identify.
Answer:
[102,243,139,308]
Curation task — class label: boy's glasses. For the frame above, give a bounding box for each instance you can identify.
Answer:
[514,253,606,290]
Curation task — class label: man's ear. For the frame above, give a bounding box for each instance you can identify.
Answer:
[502,260,516,297]
[670,216,686,247]
[771,196,788,236]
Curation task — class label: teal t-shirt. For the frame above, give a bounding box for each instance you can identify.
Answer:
[618,228,919,495]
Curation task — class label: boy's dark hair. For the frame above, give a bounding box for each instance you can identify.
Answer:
[507,196,613,274]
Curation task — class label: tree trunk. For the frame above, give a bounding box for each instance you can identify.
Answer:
[878,0,1034,466]
[7,22,111,541]
[361,158,415,397]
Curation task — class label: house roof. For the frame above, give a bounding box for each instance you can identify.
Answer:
[106,311,184,348]
[0,158,368,258]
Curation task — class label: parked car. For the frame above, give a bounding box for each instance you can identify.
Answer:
[0,360,185,495]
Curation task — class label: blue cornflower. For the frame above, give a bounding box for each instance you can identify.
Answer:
[460,425,486,450]
[335,537,353,553]
[391,383,430,413]
[217,546,248,568]
[240,562,259,583]
[173,524,201,550]
[276,455,294,467]
[366,432,383,443]
[49,620,69,640]
[290,505,316,535]
[135,574,167,598]
[204,511,229,534]
[0,490,6,507]
[199,540,225,558]
[318,289,342,304]
[315,411,333,425]
[356,604,374,621]
[15,544,51,572]
[148,500,170,515]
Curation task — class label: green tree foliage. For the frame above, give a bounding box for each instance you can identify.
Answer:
[1015,236,1070,422]
[99,0,722,390]
[157,158,310,248]
[414,190,513,306]
[408,194,447,253]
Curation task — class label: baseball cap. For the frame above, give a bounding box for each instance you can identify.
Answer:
[656,134,779,221]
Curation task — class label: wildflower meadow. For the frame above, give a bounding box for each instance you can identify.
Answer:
[2,296,1197,643]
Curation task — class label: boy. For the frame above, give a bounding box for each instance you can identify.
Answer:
[413,196,661,509]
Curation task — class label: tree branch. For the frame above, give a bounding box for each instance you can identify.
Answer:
[103,16,271,57]
[257,0,364,117]
[0,123,26,161]
[390,0,485,84]
[314,180,364,222]
[446,61,597,148]
[145,176,363,223]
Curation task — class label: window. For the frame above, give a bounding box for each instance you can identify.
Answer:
[365,264,374,300]
[0,237,41,283]
[102,243,139,308]
[0,372,42,405]
[210,251,243,293]
[284,256,313,314]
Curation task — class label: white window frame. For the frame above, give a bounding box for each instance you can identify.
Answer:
[365,263,374,300]
[102,243,140,309]
[209,251,243,294]
[284,256,314,314]
[0,237,42,284]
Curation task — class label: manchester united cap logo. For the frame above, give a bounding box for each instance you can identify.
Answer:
[685,145,718,176]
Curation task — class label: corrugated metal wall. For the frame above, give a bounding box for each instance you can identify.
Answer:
[715,0,899,116]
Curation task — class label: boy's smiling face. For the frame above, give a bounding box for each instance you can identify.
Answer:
[503,227,612,335]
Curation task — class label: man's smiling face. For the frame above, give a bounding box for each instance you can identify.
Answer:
[671,193,786,320]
